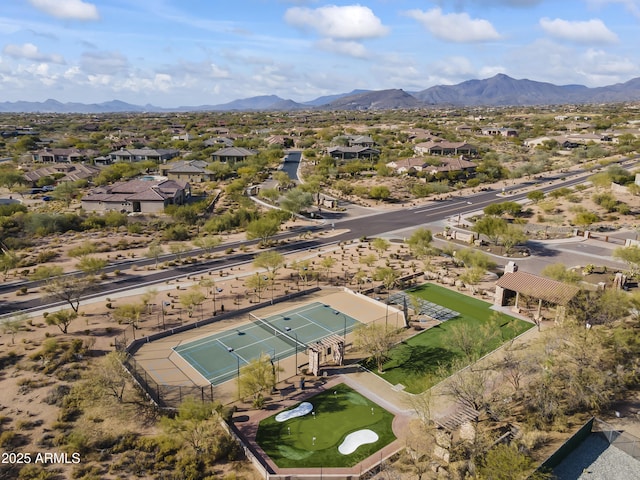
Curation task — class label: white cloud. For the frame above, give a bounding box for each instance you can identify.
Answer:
[3,43,65,64]
[28,0,99,21]
[284,5,389,40]
[404,8,501,43]
[540,18,618,44]
[317,38,368,58]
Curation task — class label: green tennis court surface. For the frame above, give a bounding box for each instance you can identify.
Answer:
[173,302,361,386]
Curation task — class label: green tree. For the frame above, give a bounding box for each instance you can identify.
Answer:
[76,256,108,277]
[30,265,64,281]
[320,256,336,282]
[238,353,278,406]
[52,181,79,206]
[500,224,527,254]
[527,190,545,203]
[253,250,285,276]
[540,263,582,284]
[573,211,600,227]
[45,309,78,334]
[246,217,280,246]
[279,188,314,218]
[476,443,541,480]
[112,302,145,335]
[472,216,507,245]
[245,273,269,302]
[455,248,496,270]
[371,237,390,258]
[369,185,391,200]
[145,241,164,269]
[406,228,434,259]
[193,235,221,254]
[2,316,24,344]
[613,245,640,276]
[179,288,207,318]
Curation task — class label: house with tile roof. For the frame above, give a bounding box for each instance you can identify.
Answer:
[211,146,257,163]
[23,164,101,186]
[108,147,180,164]
[385,157,428,174]
[159,160,213,183]
[414,140,478,156]
[81,178,190,213]
[326,146,380,160]
[31,148,92,163]
[423,157,477,176]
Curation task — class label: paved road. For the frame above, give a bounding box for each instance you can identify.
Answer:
[281,150,301,181]
[0,159,634,317]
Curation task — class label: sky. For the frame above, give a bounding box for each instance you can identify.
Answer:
[1,0,640,107]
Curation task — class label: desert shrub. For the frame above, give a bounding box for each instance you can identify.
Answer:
[35,250,58,264]
[17,465,59,480]
[43,384,71,406]
[0,430,18,448]
[162,225,191,241]
[68,244,97,257]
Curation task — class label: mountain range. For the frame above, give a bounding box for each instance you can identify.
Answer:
[3,74,640,113]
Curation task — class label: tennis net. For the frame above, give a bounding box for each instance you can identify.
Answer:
[250,313,307,351]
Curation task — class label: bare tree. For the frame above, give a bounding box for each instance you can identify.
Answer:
[353,322,401,373]
[43,276,91,313]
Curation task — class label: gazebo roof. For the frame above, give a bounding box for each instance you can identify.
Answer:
[496,271,579,305]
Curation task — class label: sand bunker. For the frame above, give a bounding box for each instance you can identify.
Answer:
[275,402,313,422]
[338,429,379,455]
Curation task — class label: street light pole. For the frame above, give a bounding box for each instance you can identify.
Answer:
[228,347,240,398]
[285,326,298,376]
[334,310,347,359]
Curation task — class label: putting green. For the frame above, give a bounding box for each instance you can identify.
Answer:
[255,383,396,468]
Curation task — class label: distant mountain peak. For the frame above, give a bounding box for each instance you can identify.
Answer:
[1,74,640,112]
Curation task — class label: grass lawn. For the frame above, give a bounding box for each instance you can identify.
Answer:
[255,383,396,468]
[374,283,533,393]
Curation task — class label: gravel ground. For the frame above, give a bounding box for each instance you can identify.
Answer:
[553,434,640,480]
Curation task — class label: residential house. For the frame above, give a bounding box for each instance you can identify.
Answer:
[23,164,101,186]
[332,135,376,148]
[159,160,213,183]
[108,147,180,164]
[414,141,477,156]
[211,146,257,163]
[423,157,477,176]
[32,148,91,163]
[204,137,234,148]
[480,127,518,137]
[266,135,294,148]
[326,146,380,160]
[524,133,614,149]
[385,157,427,174]
[81,178,190,213]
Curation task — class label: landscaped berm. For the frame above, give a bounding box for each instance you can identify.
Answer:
[255,383,396,468]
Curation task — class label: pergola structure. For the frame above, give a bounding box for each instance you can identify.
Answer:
[495,264,579,323]
[308,335,344,376]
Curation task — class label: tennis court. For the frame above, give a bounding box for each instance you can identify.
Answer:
[173,302,361,386]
